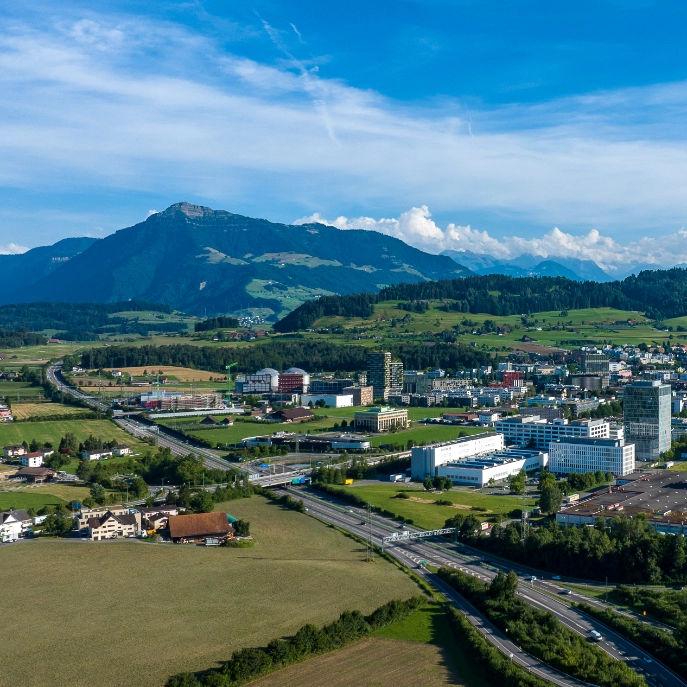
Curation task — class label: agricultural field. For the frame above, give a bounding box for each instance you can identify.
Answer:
[102,365,224,382]
[10,401,92,420]
[0,419,144,451]
[0,381,46,400]
[311,303,669,350]
[343,483,536,529]
[0,491,65,511]
[0,496,418,687]
[0,483,96,510]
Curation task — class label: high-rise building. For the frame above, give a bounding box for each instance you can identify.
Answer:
[389,361,404,393]
[579,353,609,387]
[367,351,391,400]
[623,380,671,462]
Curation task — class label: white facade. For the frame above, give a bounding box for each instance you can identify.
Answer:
[410,433,505,479]
[20,453,43,468]
[0,512,23,542]
[549,438,635,477]
[494,416,610,449]
[437,449,548,487]
[301,393,353,408]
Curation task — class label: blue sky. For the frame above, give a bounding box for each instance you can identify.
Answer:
[1,1,687,273]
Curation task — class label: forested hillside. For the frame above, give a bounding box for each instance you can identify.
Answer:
[82,340,491,374]
[274,268,687,332]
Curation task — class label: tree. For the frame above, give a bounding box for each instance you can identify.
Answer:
[130,477,149,499]
[76,460,93,481]
[90,483,106,505]
[423,477,433,491]
[508,469,526,495]
[42,514,74,536]
[190,490,214,513]
[488,570,518,599]
[235,519,250,536]
[539,484,563,515]
[538,469,556,491]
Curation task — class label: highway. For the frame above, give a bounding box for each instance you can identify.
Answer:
[286,486,685,687]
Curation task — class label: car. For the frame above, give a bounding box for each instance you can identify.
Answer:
[552,575,561,580]
[360,521,367,526]
[398,524,406,529]
[644,658,653,663]
[674,585,684,591]
[562,589,572,595]
[527,575,537,582]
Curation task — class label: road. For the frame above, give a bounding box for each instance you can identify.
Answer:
[286,486,685,687]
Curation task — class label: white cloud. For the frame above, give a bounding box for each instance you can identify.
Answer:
[1,9,687,245]
[0,243,28,254]
[296,207,687,274]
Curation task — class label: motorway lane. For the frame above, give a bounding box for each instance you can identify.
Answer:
[289,487,685,687]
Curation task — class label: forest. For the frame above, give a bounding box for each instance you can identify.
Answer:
[0,328,47,347]
[274,267,687,331]
[83,340,492,374]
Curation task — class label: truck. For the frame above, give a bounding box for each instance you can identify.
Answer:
[564,493,580,504]
[291,478,302,485]
[344,478,354,485]
[389,473,404,482]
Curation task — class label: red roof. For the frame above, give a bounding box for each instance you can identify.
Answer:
[168,512,232,539]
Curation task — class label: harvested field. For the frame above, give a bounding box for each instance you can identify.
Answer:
[103,365,224,382]
[11,402,91,420]
[0,496,418,687]
[250,637,466,687]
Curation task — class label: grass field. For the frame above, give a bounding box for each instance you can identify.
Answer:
[0,496,418,687]
[0,419,143,451]
[11,402,92,420]
[0,381,45,400]
[103,365,224,381]
[344,484,536,529]
[369,425,487,448]
[0,483,119,510]
[0,491,65,510]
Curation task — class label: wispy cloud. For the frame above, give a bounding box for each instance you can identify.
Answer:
[0,8,687,247]
[296,206,687,274]
[0,243,28,255]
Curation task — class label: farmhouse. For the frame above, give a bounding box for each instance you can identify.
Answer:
[112,445,132,456]
[15,467,56,483]
[168,512,233,544]
[20,452,44,468]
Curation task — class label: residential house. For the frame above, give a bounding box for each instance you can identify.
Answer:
[3,445,25,459]
[88,511,141,540]
[137,505,180,519]
[0,511,24,542]
[14,467,56,483]
[112,445,132,457]
[142,512,169,531]
[20,452,44,468]
[0,404,13,421]
[81,449,113,461]
[168,512,233,544]
[76,506,139,532]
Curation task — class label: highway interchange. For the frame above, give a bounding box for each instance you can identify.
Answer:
[47,362,685,686]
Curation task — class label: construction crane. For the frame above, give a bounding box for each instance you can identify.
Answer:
[225,363,238,396]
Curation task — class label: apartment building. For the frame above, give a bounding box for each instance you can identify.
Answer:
[494,415,610,449]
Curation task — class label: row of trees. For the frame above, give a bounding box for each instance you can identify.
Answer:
[165,597,425,687]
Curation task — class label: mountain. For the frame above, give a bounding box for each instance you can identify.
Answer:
[440,250,612,282]
[6,203,472,319]
[0,237,97,302]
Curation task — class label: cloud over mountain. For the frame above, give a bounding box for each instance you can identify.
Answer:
[296,207,687,275]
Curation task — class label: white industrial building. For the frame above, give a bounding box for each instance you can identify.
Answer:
[437,449,548,487]
[493,415,610,449]
[548,438,635,477]
[301,393,353,408]
[410,433,505,479]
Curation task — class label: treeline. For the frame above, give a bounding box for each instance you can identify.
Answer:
[0,328,47,347]
[275,268,687,331]
[82,340,491,375]
[438,568,644,687]
[0,301,171,332]
[165,597,425,687]
[473,514,687,584]
[194,316,239,332]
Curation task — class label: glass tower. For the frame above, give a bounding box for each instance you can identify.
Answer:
[623,381,671,462]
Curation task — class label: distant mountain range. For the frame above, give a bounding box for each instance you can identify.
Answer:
[2,203,470,319]
[440,250,613,282]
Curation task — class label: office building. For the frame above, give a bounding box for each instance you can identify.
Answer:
[410,433,505,479]
[353,406,408,432]
[579,353,609,387]
[235,368,279,394]
[389,361,404,393]
[367,351,391,400]
[623,380,671,462]
[493,415,610,449]
[343,385,374,406]
[301,393,353,408]
[437,448,548,487]
[549,438,635,477]
[309,378,353,394]
[404,371,430,394]
[277,368,310,393]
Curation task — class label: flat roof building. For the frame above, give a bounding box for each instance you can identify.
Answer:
[354,406,408,432]
[493,415,610,450]
[623,380,671,462]
[549,437,635,477]
[410,432,505,479]
[437,448,548,487]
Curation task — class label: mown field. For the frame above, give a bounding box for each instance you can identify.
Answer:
[369,425,487,448]
[102,365,224,382]
[11,401,92,420]
[0,482,121,510]
[344,484,536,529]
[0,381,45,399]
[0,496,419,687]
[0,419,143,450]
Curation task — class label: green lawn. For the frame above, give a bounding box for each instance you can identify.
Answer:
[369,425,487,448]
[666,461,687,472]
[60,454,141,475]
[0,495,418,687]
[0,492,65,510]
[0,419,144,451]
[344,483,535,529]
[0,381,46,399]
